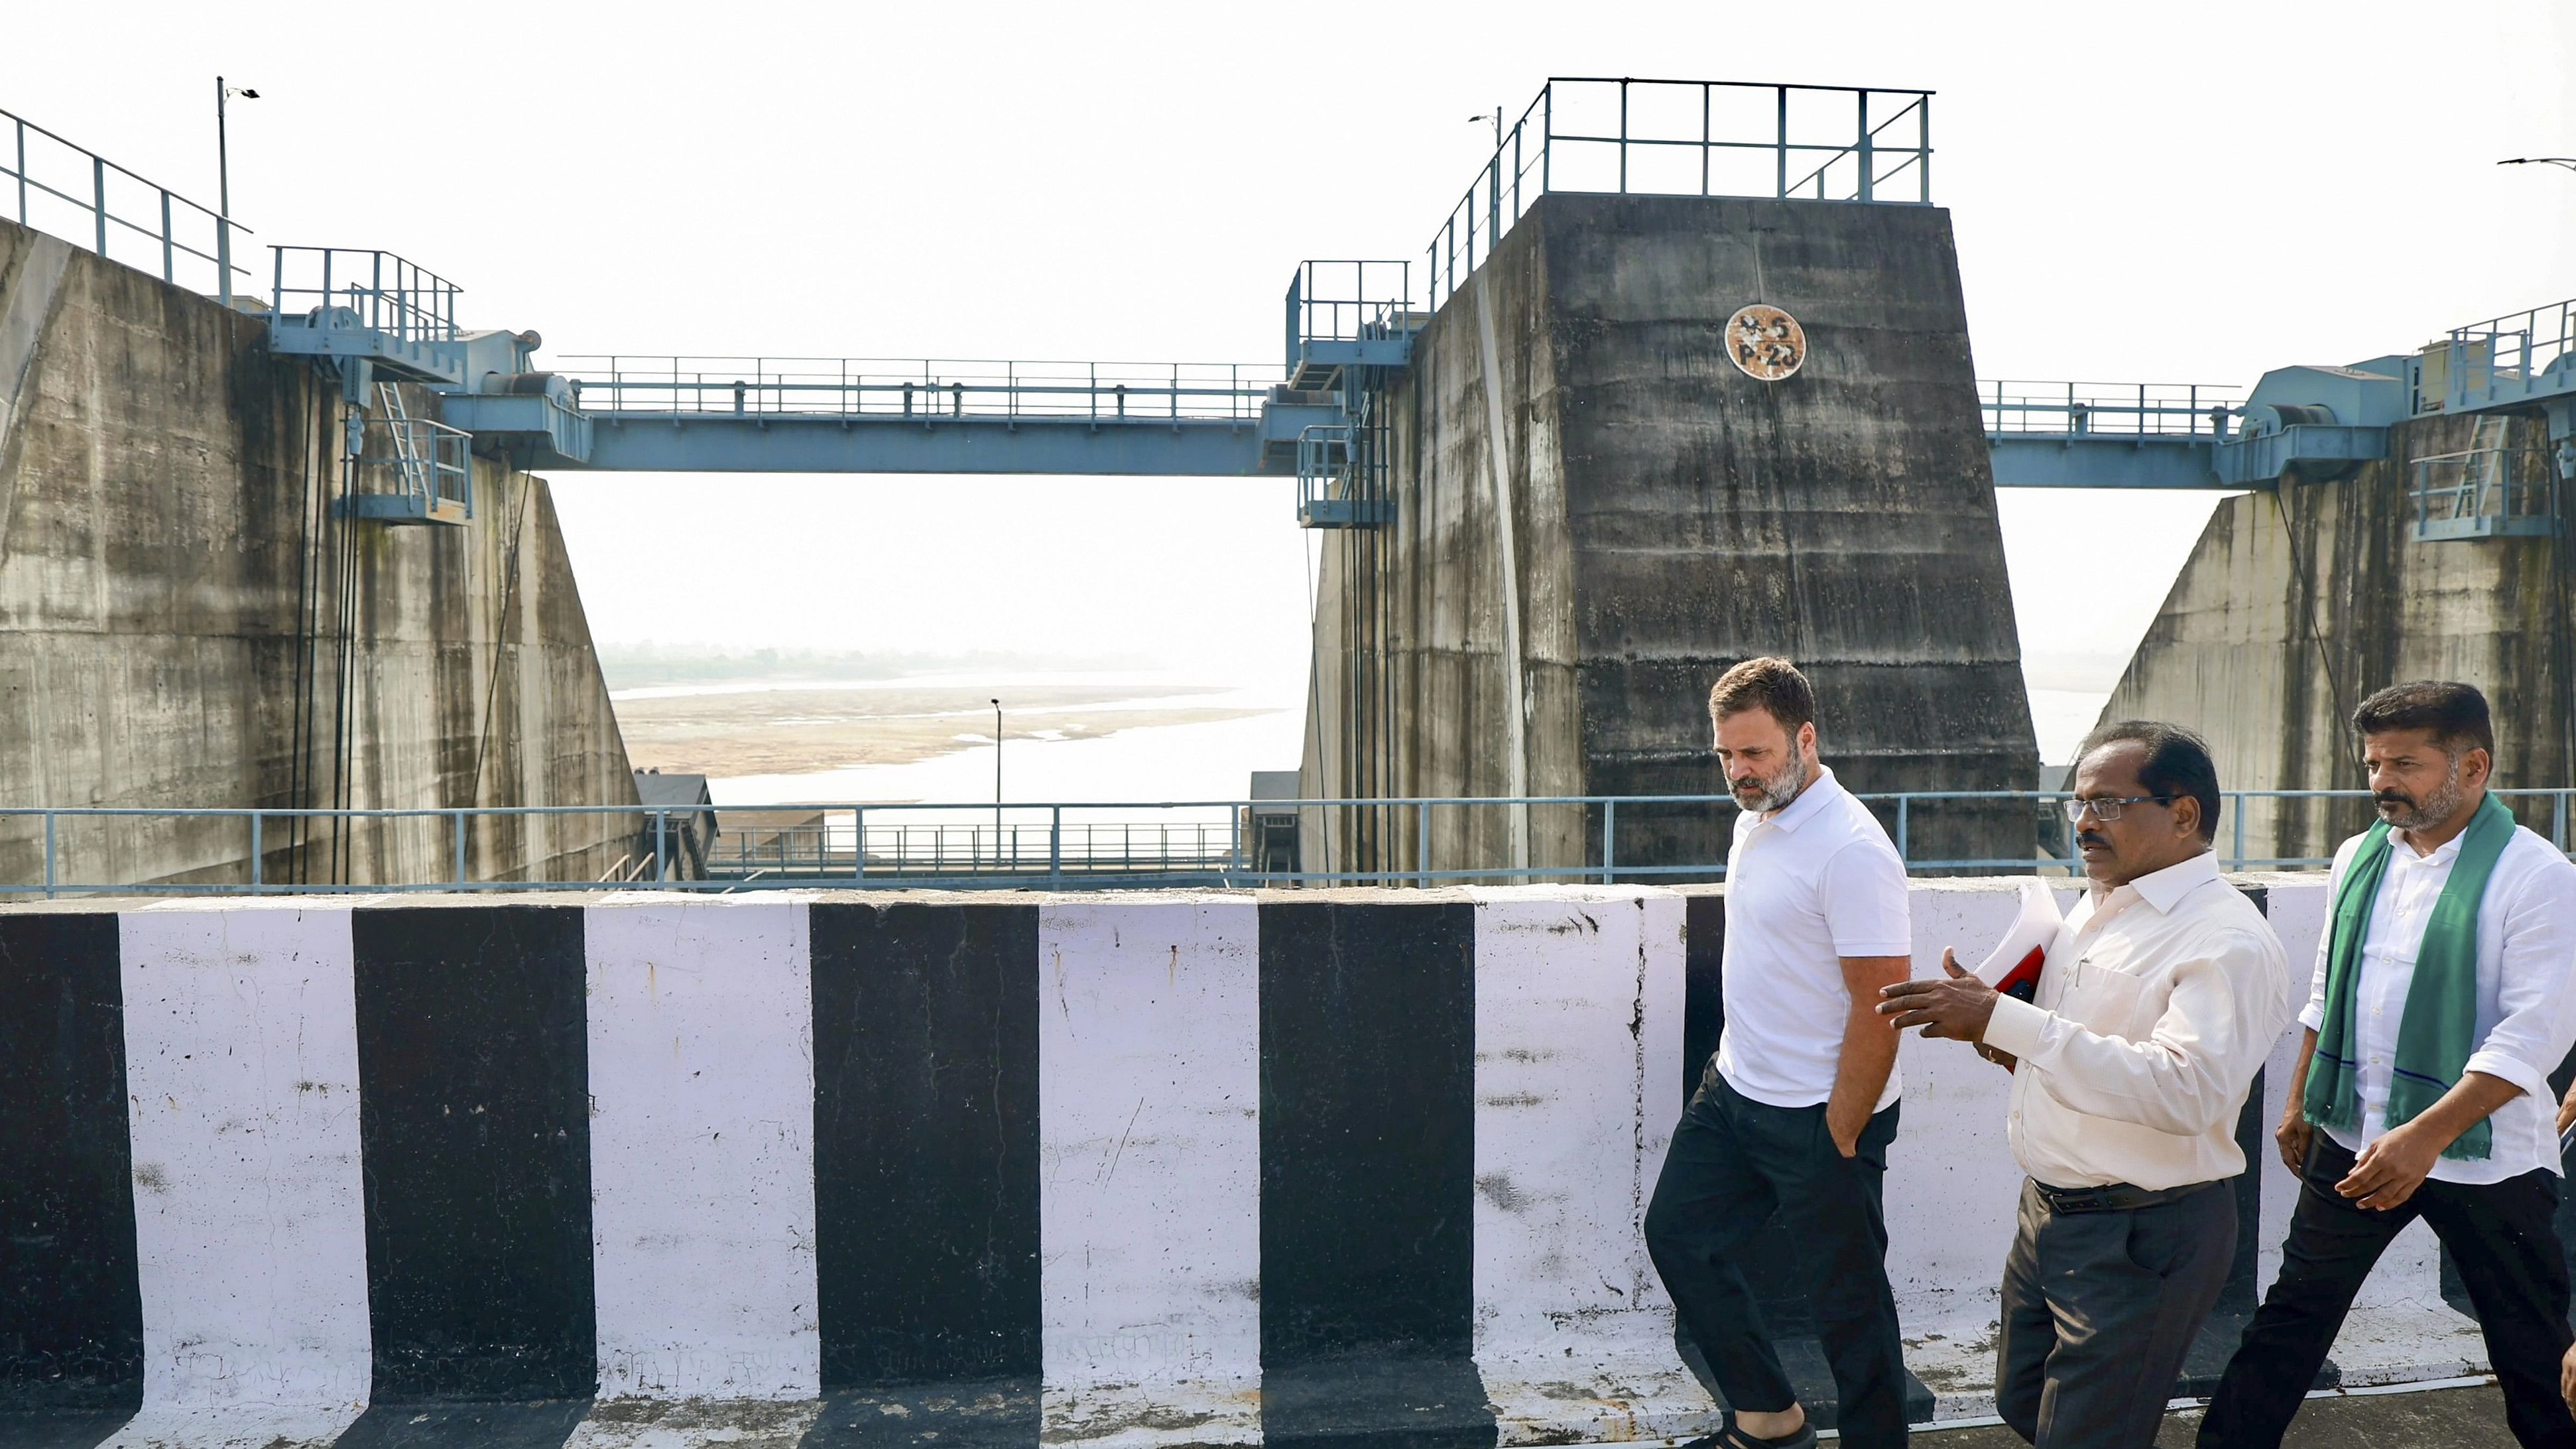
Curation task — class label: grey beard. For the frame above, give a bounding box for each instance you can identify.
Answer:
[2377,762,2466,833]
[1742,753,1813,814]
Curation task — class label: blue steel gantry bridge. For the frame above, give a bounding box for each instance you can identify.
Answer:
[5,77,2572,893]
[24,78,2563,524]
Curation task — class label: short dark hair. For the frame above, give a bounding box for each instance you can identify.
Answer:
[1708,656,1814,733]
[2077,720,2222,842]
[2351,680,2494,760]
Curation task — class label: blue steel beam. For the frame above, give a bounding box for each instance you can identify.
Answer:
[568,412,1283,476]
[1986,434,2229,489]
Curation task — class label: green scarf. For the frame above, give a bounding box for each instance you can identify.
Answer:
[2302,791,2516,1161]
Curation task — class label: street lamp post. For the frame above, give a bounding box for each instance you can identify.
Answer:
[215,76,257,308]
[991,698,1003,867]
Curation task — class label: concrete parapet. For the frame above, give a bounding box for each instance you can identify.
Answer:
[0,877,2505,1448]
[0,216,639,889]
[1302,192,2038,879]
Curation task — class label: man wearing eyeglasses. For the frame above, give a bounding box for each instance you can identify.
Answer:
[2199,682,2576,1448]
[1877,721,2289,1447]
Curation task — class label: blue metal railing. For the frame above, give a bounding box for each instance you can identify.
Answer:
[2410,445,2558,540]
[1425,78,1936,312]
[8,788,2574,897]
[1981,380,2241,438]
[555,356,1278,421]
[1288,260,1422,358]
[270,247,459,342]
[2,105,254,304]
[2439,294,2576,410]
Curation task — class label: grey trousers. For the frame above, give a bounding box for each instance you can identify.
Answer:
[1997,1177,2237,1448]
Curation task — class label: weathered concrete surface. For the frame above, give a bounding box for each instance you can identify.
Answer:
[1918,1379,2518,1446]
[0,216,639,886]
[1303,192,2038,877]
[2097,408,2572,863]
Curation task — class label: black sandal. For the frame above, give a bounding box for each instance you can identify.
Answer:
[1697,1414,1819,1449]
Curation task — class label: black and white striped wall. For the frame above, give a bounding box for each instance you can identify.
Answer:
[1,891,1690,1449]
[0,879,2490,1449]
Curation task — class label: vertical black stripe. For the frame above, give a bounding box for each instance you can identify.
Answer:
[804,902,1038,1449]
[350,905,594,1420]
[1257,900,1490,1449]
[1682,892,1725,1107]
[2183,884,2311,1392]
[1670,888,1933,1427]
[0,914,141,1449]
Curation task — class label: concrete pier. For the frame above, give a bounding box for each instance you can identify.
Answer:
[0,216,640,887]
[2095,408,2573,862]
[1302,192,2039,878]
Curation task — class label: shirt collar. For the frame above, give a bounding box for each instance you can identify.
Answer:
[1762,765,1841,833]
[2123,849,2221,914]
[2392,826,2466,865]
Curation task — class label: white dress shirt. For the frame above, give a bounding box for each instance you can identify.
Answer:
[1715,765,1912,1111]
[1983,851,2292,1191]
[2296,818,2576,1184]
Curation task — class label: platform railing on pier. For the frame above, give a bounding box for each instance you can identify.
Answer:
[9,788,2576,897]
[1426,78,1936,312]
[554,357,1280,421]
[2440,294,2576,409]
[269,247,460,342]
[3,105,254,304]
[1980,380,2242,438]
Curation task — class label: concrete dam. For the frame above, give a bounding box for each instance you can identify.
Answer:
[1298,190,2037,879]
[0,217,640,891]
[5,70,2575,1448]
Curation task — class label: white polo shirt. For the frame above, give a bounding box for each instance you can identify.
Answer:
[2296,819,2576,1184]
[1713,765,1912,1110]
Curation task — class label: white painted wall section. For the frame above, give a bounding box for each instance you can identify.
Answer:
[1880,881,2038,1416]
[111,902,372,1449]
[1038,899,1262,1448]
[583,896,820,1402]
[1467,888,1697,1444]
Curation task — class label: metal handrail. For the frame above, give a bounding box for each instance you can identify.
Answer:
[7,788,2573,897]
[2,105,255,304]
[1980,380,2242,438]
[270,247,460,343]
[1289,261,1422,351]
[1424,78,1936,312]
[554,356,1280,422]
[2442,294,2576,409]
[2410,446,2556,532]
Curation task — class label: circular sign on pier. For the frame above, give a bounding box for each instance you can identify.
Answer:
[1725,304,1807,381]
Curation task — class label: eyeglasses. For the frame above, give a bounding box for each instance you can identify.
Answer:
[2059,794,2175,823]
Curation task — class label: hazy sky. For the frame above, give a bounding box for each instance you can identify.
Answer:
[10,1,2574,700]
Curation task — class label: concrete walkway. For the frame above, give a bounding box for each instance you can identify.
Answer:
[1913,1379,2518,1446]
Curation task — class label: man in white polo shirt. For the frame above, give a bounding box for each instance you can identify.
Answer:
[1645,657,1913,1449]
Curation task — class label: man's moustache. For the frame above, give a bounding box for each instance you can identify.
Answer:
[2376,792,2415,809]
[2077,832,2111,850]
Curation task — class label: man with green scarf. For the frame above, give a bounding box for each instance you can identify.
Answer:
[2201,681,2576,1448]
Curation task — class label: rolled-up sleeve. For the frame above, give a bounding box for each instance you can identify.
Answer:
[1981,928,2285,1136]
[2461,857,2576,1103]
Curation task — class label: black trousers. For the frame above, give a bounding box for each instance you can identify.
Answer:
[2198,1133,2576,1448]
[1997,1177,2237,1447]
[1644,1066,1908,1448]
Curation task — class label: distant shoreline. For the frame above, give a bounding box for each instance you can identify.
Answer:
[613,678,1290,781]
